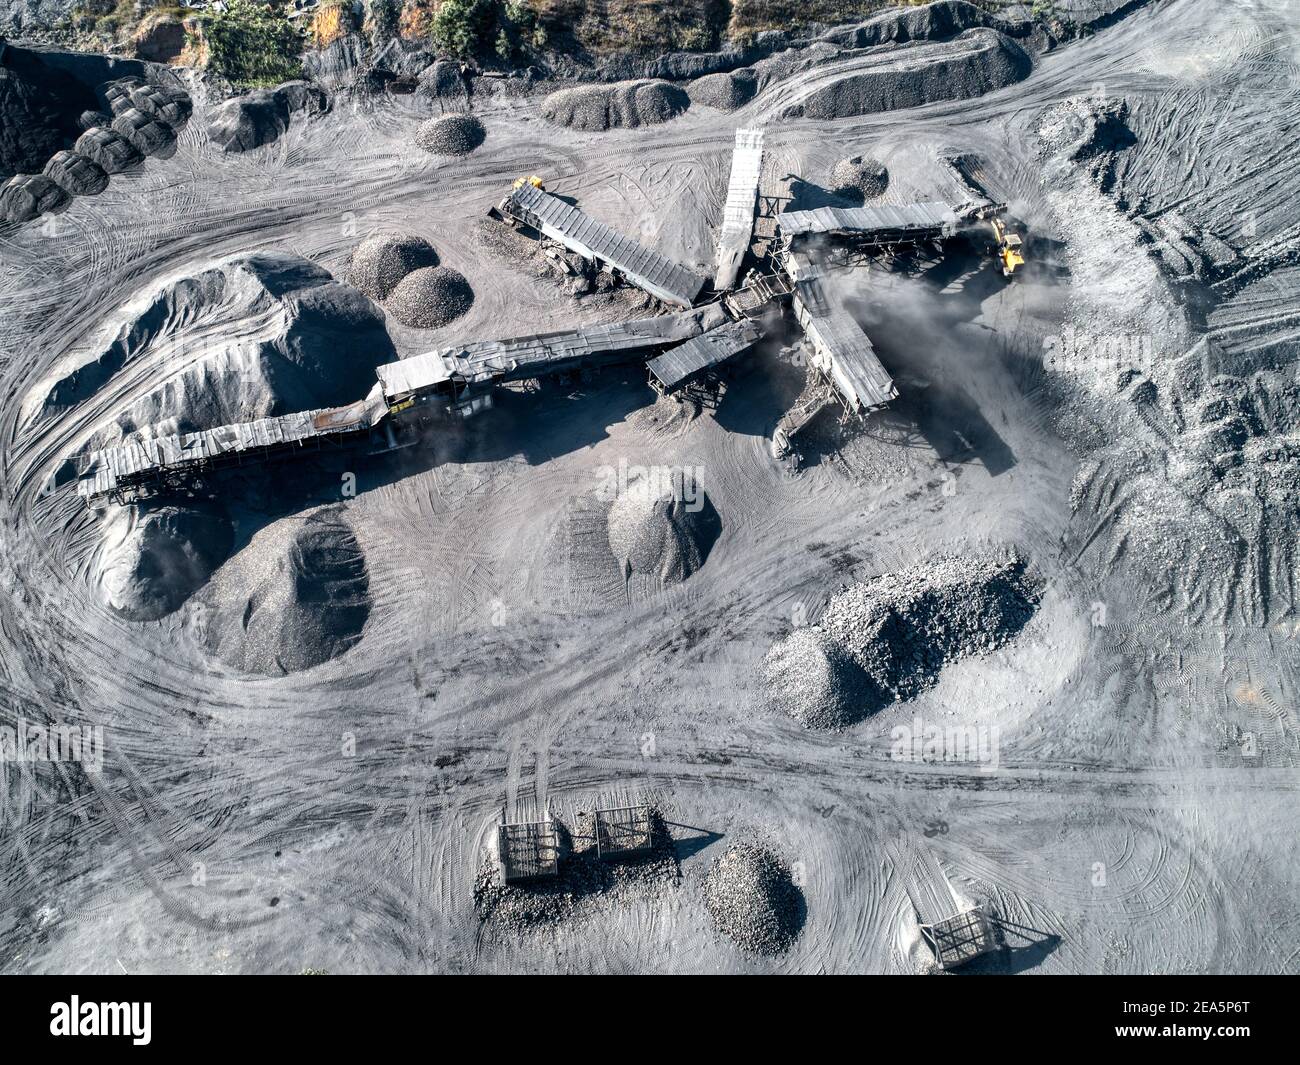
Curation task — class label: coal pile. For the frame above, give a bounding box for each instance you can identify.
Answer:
[413,113,485,156]
[829,155,888,201]
[0,173,68,223]
[762,627,875,730]
[606,470,721,585]
[129,83,192,128]
[786,29,1032,121]
[43,149,108,196]
[111,107,175,156]
[703,843,803,955]
[207,82,328,153]
[74,127,143,173]
[96,502,234,621]
[820,554,1041,710]
[541,79,690,131]
[196,512,371,676]
[415,59,469,101]
[687,69,759,111]
[385,265,474,328]
[346,232,439,301]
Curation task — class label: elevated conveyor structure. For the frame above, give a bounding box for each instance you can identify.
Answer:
[713,128,765,292]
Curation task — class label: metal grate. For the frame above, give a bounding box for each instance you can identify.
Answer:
[498,820,560,883]
[593,805,655,859]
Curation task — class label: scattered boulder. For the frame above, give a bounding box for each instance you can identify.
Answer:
[95,502,234,621]
[0,173,69,223]
[74,126,143,173]
[43,149,108,196]
[541,79,690,131]
[346,232,438,301]
[385,265,474,328]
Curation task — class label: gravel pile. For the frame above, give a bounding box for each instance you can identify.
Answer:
[541,79,689,131]
[762,627,874,730]
[111,107,175,156]
[196,512,371,676]
[414,113,485,156]
[687,69,759,111]
[821,554,1041,706]
[829,154,888,201]
[0,173,69,223]
[606,471,721,585]
[786,29,1032,121]
[384,266,474,328]
[43,149,108,196]
[74,126,143,173]
[703,843,802,955]
[96,502,233,621]
[346,232,439,301]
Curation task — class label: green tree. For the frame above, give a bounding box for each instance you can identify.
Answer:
[201,0,304,88]
[430,0,495,58]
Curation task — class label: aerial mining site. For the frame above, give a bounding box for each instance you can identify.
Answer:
[0,0,1297,977]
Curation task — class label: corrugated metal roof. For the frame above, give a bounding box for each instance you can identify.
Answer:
[791,272,896,412]
[508,184,706,308]
[714,128,765,292]
[647,319,763,391]
[778,200,957,241]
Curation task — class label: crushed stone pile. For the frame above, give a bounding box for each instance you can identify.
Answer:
[111,106,174,156]
[0,172,68,223]
[384,265,474,328]
[829,154,889,201]
[541,79,689,131]
[43,148,108,196]
[346,232,438,301]
[196,512,371,676]
[415,59,469,101]
[762,627,873,730]
[96,502,233,621]
[703,843,802,955]
[820,0,1002,49]
[414,113,485,156]
[74,126,143,173]
[606,470,721,585]
[687,69,759,111]
[785,29,1032,121]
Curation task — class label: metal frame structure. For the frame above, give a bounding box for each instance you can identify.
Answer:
[593,805,655,860]
[498,818,561,883]
[920,906,999,970]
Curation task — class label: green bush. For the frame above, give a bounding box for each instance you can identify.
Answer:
[201,0,304,88]
[430,0,496,58]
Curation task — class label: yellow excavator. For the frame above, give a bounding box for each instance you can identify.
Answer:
[513,175,544,192]
[990,216,1025,277]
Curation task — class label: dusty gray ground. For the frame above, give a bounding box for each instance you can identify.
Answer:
[1,0,1298,974]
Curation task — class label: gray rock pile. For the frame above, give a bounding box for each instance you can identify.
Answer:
[542,79,690,131]
[0,172,68,222]
[607,470,721,585]
[687,69,759,111]
[414,113,485,156]
[43,149,108,196]
[346,232,439,301]
[74,127,143,173]
[196,511,371,676]
[764,554,1040,727]
[385,265,474,328]
[829,154,888,201]
[703,843,802,955]
[111,106,175,156]
[207,81,329,154]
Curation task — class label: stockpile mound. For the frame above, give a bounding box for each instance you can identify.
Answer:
[0,173,68,223]
[820,554,1040,707]
[111,107,174,156]
[74,127,143,173]
[541,79,690,131]
[607,471,721,585]
[785,29,1032,121]
[129,83,192,127]
[95,502,234,621]
[687,69,759,111]
[207,81,329,153]
[829,154,888,201]
[703,843,802,956]
[43,149,108,196]
[414,113,485,156]
[346,232,439,301]
[762,628,873,730]
[196,512,371,676]
[385,265,474,328]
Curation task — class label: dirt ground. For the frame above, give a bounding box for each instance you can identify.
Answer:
[1,0,1298,974]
